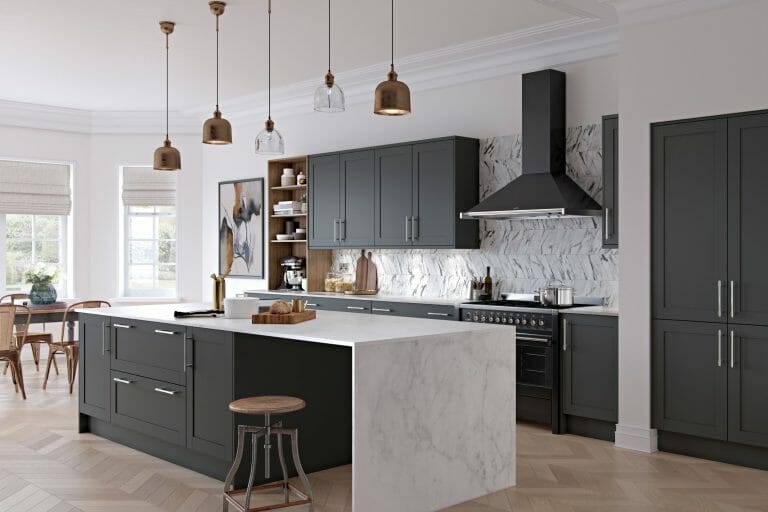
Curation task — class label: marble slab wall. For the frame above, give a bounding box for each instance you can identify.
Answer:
[333,124,619,306]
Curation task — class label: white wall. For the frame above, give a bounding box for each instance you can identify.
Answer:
[616,0,768,451]
[202,55,619,296]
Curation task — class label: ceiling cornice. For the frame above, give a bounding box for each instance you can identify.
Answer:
[608,0,750,26]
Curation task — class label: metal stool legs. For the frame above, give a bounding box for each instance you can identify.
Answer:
[223,415,314,512]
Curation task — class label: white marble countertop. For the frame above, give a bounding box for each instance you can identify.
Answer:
[82,303,507,347]
[559,306,619,316]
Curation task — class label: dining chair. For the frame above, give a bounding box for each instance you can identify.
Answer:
[0,304,29,399]
[43,300,111,394]
[0,293,55,372]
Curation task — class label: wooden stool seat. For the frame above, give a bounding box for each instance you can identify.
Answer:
[229,395,306,415]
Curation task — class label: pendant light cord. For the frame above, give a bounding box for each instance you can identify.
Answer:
[268,0,272,121]
[215,13,220,110]
[390,0,394,68]
[165,32,169,141]
[328,0,331,72]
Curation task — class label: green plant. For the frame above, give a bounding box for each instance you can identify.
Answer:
[24,263,60,286]
[299,192,307,203]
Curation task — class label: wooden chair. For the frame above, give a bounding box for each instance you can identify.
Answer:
[0,304,28,399]
[0,293,54,372]
[43,300,111,394]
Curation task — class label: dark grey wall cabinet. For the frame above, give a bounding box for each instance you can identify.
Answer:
[340,151,375,247]
[309,154,341,247]
[78,316,111,422]
[727,324,768,449]
[602,115,618,248]
[652,320,727,440]
[560,314,618,423]
[311,136,479,249]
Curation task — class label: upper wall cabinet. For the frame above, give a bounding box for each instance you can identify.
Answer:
[602,115,619,248]
[309,136,479,249]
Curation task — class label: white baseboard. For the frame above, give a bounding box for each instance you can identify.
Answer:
[614,424,658,453]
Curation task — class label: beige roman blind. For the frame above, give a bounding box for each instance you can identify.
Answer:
[122,166,177,206]
[0,160,72,215]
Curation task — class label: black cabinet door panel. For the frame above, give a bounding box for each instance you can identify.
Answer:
[79,315,111,421]
[111,319,186,385]
[652,120,728,322]
[309,154,341,248]
[727,324,768,448]
[652,320,727,440]
[370,301,458,320]
[728,114,768,325]
[412,141,455,247]
[602,115,619,248]
[340,150,375,247]
[374,145,413,247]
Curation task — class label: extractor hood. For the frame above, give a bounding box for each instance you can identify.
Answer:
[460,69,602,220]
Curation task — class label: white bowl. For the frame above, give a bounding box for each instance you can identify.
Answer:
[276,234,294,241]
[223,297,260,319]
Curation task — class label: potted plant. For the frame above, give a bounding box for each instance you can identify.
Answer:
[299,192,308,214]
[24,264,60,305]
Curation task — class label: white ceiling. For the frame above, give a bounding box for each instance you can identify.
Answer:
[0,0,618,112]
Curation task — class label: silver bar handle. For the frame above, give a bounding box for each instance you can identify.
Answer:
[113,377,132,385]
[412,216,419,241]
[405,216,411,242]
[717,280,722,318]
[717,329,722,367]
[518,335,551,344]
[427,312,450,317]
[372,308,392,312]
[333,219,338,243]
[154,329,178,335]
[102,322,110,355]
[730,330,735,368]
[604,208,610,239]
[340,219,346,241]
[184,334,193,370]
[562,318,567,351]
[154,387,179,396]
[730,280,735,318]
[113,323,133,329]
[306,303,318,307]
[346,306,367,311]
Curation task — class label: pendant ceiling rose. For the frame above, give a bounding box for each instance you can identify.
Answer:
[374,0,411,116]
[153,20,181,171]
[202,1,233,145]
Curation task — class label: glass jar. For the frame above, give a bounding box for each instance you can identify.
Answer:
[335,264,354,293]
[324,271,341,292]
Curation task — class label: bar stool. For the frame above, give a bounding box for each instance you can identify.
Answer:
[223,395,314,512]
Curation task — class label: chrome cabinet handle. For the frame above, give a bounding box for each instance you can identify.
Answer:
[562,318,567,351]
[102,322,110,355]
[372,308,392,312]
[333,219,338,243]
[730,330,735,368]
[427,312,450,317]
[730,280,735,318]
[346,306,366,310]
[113,377,132,385]
[717,329,722,367]
[412,217,419,241]
[184,334,193,370]
[154,387,179,396]
[306,303,318,307]
[340,219,346,241]
[113,323,133,329]
[154,329,178,336]
[717,280,723,318]
[604,208,610,239]
[405,216,411,242]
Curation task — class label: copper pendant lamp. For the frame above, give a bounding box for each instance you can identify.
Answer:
[202,1,232,144]
[154,21,181,171]
[255,0,284,155]
[374,0,411,115]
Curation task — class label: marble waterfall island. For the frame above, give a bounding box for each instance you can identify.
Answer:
[77,305,516,512]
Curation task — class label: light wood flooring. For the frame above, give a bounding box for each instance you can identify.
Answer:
[2,354,768,512]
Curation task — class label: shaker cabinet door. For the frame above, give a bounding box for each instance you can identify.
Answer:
[374,145,413,247]
[652,119,728,322]
[79,315,111,422]
[727,324,768,449]
[412,140,456,247]
[309,154,341,248]
[339,150,375,247]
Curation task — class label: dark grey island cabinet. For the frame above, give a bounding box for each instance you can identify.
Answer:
[310,136,479,249]
[78,313,352,484]
[652,110,768,469]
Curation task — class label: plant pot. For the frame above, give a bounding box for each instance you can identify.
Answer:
[29,283,57,305]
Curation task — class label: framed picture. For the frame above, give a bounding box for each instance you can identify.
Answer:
[218,177,264,278]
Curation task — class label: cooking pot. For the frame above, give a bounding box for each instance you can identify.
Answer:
[536,286,574,307]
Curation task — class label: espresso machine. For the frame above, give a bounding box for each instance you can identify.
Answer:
[280,256,305,290]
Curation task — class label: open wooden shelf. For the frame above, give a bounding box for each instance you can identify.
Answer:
[270,184,307,191]
[271,239,307,244]
[271,213,307,218]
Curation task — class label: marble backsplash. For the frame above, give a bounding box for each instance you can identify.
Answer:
[333,124,619,306]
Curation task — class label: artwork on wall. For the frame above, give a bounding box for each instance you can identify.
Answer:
[218,178,264,278]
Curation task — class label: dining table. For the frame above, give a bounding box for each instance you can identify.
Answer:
[13,305,77,341]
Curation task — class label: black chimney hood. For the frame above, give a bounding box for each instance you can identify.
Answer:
[460,69,602,220]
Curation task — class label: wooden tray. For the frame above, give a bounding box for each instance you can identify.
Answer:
[252,310,316,324]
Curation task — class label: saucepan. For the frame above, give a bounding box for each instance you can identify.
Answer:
[536,286,574,307]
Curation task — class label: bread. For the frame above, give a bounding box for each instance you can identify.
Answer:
[269,300,292,315]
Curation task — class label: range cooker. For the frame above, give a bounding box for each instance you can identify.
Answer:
[460,295,602,434]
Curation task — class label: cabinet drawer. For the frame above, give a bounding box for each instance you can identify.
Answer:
[305,297,371,313]
[111,371,186,446]
[370,301,458,320]
[111,318,187,385]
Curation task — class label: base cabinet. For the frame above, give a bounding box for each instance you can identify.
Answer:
[727,324,768,449]
[78,316,111,422]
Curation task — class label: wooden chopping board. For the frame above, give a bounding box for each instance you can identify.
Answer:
[355,249,369,291]
[252,310,316,324]
[366,251,378,291]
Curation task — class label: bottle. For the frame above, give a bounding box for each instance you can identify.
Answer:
[484,266,492,297]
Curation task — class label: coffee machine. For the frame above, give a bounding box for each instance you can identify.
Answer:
[280,256,305,290]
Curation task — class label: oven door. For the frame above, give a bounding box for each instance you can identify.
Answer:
[516,334,552,389]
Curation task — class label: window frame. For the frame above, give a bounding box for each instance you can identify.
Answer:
[122,205,177,298]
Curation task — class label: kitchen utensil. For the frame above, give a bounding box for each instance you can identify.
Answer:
[536,286,574,306]
[366,251,378,291]
[211,274,226,310]
[174,309,223,318]
[555,287,574,306]
[291,299,307,313]
[285,269,304,290]
[223,297,260,319]
[252,310,316,324]
[355,249,369,291]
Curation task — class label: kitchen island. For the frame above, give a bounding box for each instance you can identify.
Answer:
[77,304,515,512]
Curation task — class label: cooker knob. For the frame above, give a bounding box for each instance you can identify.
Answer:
[480,316,486,322]
[501,317,507,323]
[514,318,520,325]
[473,315,479,322]
[521,319,528,325]
[494,316,500,323]
[539,319,545,326]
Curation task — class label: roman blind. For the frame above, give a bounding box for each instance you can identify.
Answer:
[122,166,177,206]
[0,160,72,215]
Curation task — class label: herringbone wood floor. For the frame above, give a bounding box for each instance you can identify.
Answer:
[2,353,768,511]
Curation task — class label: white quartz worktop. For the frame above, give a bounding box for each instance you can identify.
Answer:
[560,306,619,316]
[83,303,506,347]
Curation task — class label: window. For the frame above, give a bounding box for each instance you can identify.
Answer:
[120,166,177,298]
[124,206,176,297]
[3,214,68,294]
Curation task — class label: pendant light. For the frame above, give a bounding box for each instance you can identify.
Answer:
[202,1,232,145]
[154,22,182,171]
[313,0,345,112]
[374,0,411,116]
[255,0,285,155]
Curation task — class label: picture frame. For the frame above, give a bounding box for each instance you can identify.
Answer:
[218,177,265,278]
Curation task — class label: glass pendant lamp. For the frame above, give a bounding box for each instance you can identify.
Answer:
[313,0,345,112]
[202,1,232,144]
[153,21,181,171]
[255,0,285,155]
[374,0,411,115]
